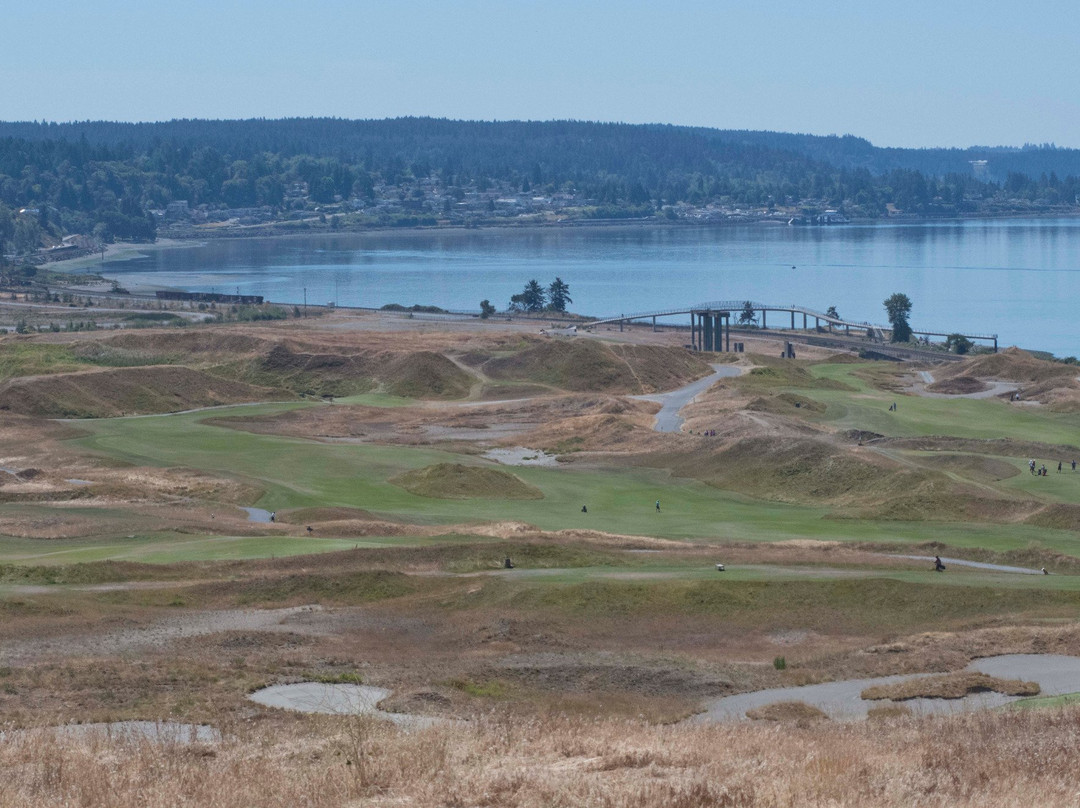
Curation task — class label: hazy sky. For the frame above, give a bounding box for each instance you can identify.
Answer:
[4,1,1078,148]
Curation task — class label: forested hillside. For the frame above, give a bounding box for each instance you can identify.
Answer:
[1,118,1078,258]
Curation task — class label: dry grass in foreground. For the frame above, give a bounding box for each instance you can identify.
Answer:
[861,672,1041,702]
[4,708,1080,807]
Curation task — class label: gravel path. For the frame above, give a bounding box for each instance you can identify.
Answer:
[690,654,1080,723]
[631,364,743,433]
[0,605,326,665]
[893,554,1045,575]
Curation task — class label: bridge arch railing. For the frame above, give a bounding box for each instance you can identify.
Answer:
[586,301,997,348]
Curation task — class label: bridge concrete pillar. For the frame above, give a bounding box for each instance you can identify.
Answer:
[724,314,731,352]
[815,317,820,329]
[761,309,767,329]
[711,314,720,351]
[994,337,998,353]
[703,313,713,352]
[803,312,807,329]
[690,314,696,350]
[620,315,624,333]
[652,315,657,333]
[791,311,795,330]
[845,324,849,335]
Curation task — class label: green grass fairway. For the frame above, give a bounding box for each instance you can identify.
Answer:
[806,364,1080,446]
[63,403,1080,557]
[1010,692,1080,710]
[500,562,1080,591]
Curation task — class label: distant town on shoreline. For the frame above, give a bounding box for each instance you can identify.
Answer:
[3,117,1080,264]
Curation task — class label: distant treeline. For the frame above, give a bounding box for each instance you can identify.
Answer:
[1,118,1079,255]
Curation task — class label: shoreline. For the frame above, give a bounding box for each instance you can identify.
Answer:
[48,237,195,274]
[38,216,1074,358]
[44,209,1080,275]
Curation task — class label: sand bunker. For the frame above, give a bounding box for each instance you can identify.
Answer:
[248,683,441,728]
[483,447,560,466]
[242,506,274,523]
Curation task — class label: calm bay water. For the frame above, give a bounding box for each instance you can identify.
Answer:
[103,219,1080,358]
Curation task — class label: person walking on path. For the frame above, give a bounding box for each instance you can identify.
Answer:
[1073,460,1077,472]
[1059,462,1063,473]
[655,500,661,513]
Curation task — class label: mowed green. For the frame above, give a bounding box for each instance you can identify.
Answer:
[67,400,1080,556]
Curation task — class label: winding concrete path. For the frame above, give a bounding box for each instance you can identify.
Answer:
[690,654,1080,723]
[893,554,1045,575]
[632,364,743,433]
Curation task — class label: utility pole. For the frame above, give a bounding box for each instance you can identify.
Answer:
[303,287,307,317]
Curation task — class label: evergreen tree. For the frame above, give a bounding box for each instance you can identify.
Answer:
[521,279,546,312]
[884,293,913,342]
[547,277,572,312]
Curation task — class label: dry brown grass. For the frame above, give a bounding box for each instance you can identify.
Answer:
[0,366,285,418]
[5,708,1080,806]
[941,347,1077,384]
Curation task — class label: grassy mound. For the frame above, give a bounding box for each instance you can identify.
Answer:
[917,453,1020,483]
[943,347,1077,384]
[746,393,827,416]
[234,344,471,399]
[483,339,711,394]
[736,359,856,393]
[382,351,472,399]
[861,672,1039,701]
[666,436,944,507]
[277,507,378,524]
[392,463,544,500]
[926,376,990,394]
[745,701,829,723]
[103,331,269,357]
[1026,504,1080,531]
[0,366,284,418]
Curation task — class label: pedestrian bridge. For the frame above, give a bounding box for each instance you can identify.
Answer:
[587,300,998,352]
